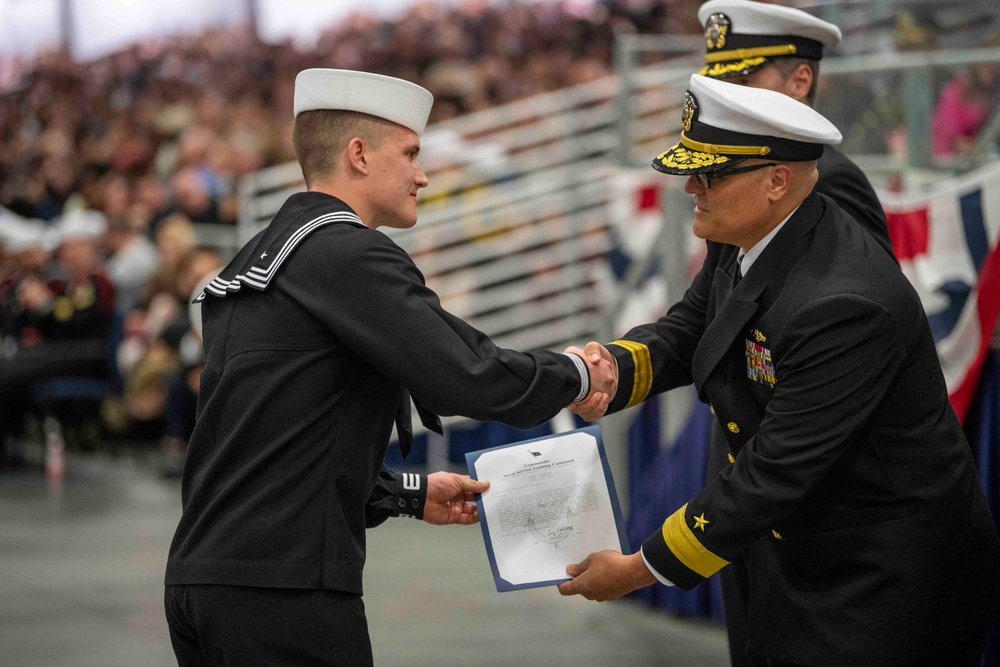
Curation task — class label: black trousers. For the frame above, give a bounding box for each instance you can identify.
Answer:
[164,584,373,667]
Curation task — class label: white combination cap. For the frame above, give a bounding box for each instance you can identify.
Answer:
[293,68,434,136]
[652,74,842,176]
[57,209,107,242]
[697,0,842,78]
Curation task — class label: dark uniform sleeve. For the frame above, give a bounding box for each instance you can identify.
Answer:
[639,294,907,588]
[604,242,724,415]
[366,466,428,527]
[284,231,584,429]
[816,147,897,263]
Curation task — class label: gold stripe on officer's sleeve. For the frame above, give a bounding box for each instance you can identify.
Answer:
[609,340,652,409]
[662,503,729,578]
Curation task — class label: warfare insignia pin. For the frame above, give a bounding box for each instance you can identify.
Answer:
[73,284,96,309]
[705,13,731,51]
[752,329,766,343]
[746,339,776,388]
[681,91,698,132]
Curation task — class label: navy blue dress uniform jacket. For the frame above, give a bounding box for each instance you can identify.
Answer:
[707,143,898,667]
[165,192,584,596]
[815,145,895,261]
[606,190,1000,665]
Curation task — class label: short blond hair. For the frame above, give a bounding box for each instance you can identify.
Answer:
[292,110,395,187]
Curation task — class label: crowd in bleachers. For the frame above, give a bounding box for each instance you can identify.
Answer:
[0,0,703,228]
[0,0,997,472]
[0,206,222,473]
[0,0,704,470]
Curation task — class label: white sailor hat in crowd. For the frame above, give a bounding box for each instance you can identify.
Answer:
[0,217,54,253]
[652,74,842,176]
[293,68,434,136]
[57,209,107,242]
[697,0,842,78]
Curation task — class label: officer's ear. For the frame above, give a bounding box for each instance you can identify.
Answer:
[785,63,814,104]
[766,163,794,203]
[345,136,370,176]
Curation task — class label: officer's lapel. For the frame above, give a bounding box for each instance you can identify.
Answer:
[691,191,824,392]
[692,261,759,392]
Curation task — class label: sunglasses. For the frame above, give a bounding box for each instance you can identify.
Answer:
[695,162,778,189]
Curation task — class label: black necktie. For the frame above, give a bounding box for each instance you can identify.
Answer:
[394,389,443,459]
[395,390,414,459]
[732,254,744,290]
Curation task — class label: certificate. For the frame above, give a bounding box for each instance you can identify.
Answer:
[465,425,629,592]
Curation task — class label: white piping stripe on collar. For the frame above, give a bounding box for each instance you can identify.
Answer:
[198,210,363,301]
[247,211,361,281]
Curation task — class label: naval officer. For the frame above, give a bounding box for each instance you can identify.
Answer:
[694,3,899,663]
[697,0,894,261]
[560,74,1000,666]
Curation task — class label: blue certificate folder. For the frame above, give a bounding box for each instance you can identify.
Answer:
[465,425,629,592]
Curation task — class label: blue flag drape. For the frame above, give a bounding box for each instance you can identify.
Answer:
[624,394,724,621]
[964,351,1000,667]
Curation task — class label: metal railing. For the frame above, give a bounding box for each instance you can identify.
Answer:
[225,37,1000,481]
[228,49,696,482]
[234,47,699,357]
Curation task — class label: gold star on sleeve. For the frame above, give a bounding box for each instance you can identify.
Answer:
[661,503,729,578]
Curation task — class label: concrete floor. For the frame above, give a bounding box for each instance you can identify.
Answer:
[0,451,730,666]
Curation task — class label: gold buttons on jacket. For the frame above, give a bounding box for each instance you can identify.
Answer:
[728,453,735,464]
[727,422,740,434]
[772,530,782,540]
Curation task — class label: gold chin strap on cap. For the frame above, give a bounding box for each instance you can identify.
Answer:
[680,133,771,157]
[704,44,797,63]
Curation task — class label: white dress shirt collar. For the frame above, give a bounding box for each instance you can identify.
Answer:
[738,204,802,277]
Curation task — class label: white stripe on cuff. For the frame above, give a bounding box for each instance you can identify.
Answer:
[641,546,676,587]
[563,353,589,402]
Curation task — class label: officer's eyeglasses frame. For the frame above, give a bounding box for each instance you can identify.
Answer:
[695,162,778,189]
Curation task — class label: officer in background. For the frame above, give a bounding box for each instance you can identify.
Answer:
[698,0,894,261]
[164,69,615,666]
[696,4,898,663]
[560,74,1000,666]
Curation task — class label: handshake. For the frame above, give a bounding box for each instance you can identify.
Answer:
[565,342,618,422]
